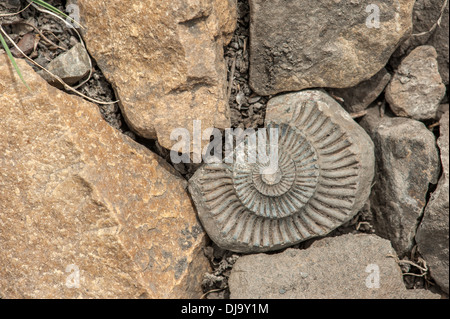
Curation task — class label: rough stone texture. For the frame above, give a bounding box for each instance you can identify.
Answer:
[229,234,440,299]
[0,54,210,299]
[396,0,449,84]
[386,46,446,120]
[360,108,440,256]
[77,0,236,154]
[437,104,449,120]
[189,90,374,253]
[416,111,449,294]
[38,43,91,86]
[10,33,36,58]
[248,0,415,96]
[329,68,392,113]
[429,0,449,84]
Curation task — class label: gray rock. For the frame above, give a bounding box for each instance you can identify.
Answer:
[386,46,446,120]
[429,1,449,85]
[229,234,440,299]
[437,104,449,120]
[329,68,391,113]
[189,90,374,253]
[38,43,91,86]
[248,0,415,96]
[416,111,449,294]
[360,108,440,256]
[396,0,449,84]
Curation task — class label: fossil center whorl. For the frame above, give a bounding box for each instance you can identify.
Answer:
[232,124,319,219]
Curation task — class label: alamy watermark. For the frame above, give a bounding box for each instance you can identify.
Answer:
[170,120,279,175]
[365,264,380,289]
[366,4,380,29]
[65,264,80,289]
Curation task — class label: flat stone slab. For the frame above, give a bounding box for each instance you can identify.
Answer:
[229,234,440,299]
[249,0,415,95]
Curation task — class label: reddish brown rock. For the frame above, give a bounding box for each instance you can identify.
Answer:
[0,54,210,299]
[249,0,415,96]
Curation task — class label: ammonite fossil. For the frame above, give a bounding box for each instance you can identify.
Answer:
[189,90,375,253]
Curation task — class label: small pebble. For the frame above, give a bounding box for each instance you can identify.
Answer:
[248,96,261,104]
[230,42,240,50]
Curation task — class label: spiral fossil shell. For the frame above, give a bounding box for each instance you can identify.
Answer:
[189,90,375,253]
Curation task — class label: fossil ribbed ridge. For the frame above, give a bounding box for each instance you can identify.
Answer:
[189,90,375,253]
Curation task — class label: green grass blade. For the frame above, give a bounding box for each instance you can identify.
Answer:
[31,0,67,18]
[0,32,31,91]
[30,0,83,28]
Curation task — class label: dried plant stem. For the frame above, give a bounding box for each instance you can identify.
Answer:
[200,288,226,299]
[412,0,448,38]
[0,2,33,18]
[0,25,116,105]
[10,21,67,51]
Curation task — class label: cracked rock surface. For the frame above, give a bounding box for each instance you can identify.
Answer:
[0,55,210,299]
[360,108,440,257]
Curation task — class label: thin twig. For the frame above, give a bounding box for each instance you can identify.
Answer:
[379,101,385,118]
[402,272,427,277]
[387,254,428,273]
[412,0,448,38]
[330,94,345,103]
[0,25,116,105]
[356,221,371,231]
[16,3,94,89]
[0,2,33,18]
